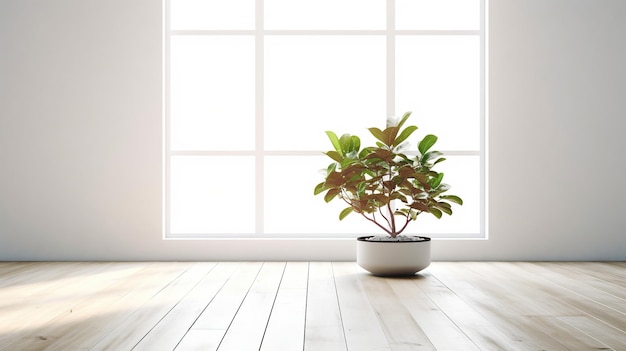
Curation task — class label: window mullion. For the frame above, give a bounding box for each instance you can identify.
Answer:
[386,0,395,119]
[255,0,265,235]
[481,0,489,237]
[163,0,172,238]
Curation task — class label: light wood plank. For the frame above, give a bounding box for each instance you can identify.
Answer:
[527,315,614,350]
[304,262,347,351]
[332,262,391,351]
[385,275,480,351]
[559,315,626,350]
[0,262,158,351]
[89,262,212,351]
[526,262,626,314]
[0,262,121,330]
[260,262,308,351]
[417,266,529,351]
[47,262,196,351]
[552,262,626,300]
[133,262,234,351]
[0,262,38,281]
[428,262,578,350]
[359,273,436,351]
[463,262,577,316]
[175,330,224,351]
[217,262,285,351]
[191,262,263,330]
[512,262,626,331]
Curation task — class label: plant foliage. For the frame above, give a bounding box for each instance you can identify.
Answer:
[314,112,463,238]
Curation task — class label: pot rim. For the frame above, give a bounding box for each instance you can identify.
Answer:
[356,235,431,243]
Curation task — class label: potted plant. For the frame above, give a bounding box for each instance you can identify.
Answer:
[314,111,463,276]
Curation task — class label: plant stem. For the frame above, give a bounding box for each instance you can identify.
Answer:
[360,212,392,235]
[396,213,411,235]
[378,207,392,232]
[387,201,397,237]
[386,159,397,237]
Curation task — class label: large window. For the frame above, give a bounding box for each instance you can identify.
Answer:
[164,0,487,239]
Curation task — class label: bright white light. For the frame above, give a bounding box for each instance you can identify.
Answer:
[170,0,255,30]
[170,36,255,151]
[264,36,386,150]
[265,156,376,235]
[396,0,480,30]
[396,36,480,151]
[170,156,256,234]
[265,0,386,30]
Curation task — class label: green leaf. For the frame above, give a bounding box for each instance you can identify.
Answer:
[339,134,359,156]
[350,136,361,153]
[422,151,444,164]
[418,134,438,155]
[358,146,374,158]
[324,188,341,203]
[441,195,463,205]
[324,151,342,163]
[393,125,418,147]
[382,126,400,146]
[436,183,451,192]
[440,207,453,215]
[326,162,337,174]
[339,207,353,220]
[429,172,444,188]
[396,111,412,129]
[432,157,446,166]
[356,182,367,195]
[324,171,343,187]
[430,208,443,219]
[366,149,393,162]
[313,182,327,195]
[338,157,353,169]
[325,131,342,153]
[368,127,385,144]
[436,203,453,215]
[390,192,407,202]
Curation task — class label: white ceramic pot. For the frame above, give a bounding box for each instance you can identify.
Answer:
[356,236,431,276]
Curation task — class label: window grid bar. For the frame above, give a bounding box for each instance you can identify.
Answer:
[165,232,485,240]
[162,0,172,238]
[255,0,265,235]
[481,0,489,239]
[170,150,481,157]
[386,0,396,119]
[170,29,481,36]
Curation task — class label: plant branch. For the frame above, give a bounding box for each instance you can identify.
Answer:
[387,200,397,236]
[386,160,397,236]
[360,212,392,235]
[378,205,392,232]
[396,213,412,235]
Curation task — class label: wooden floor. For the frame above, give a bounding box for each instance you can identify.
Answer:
[0,262,625,351]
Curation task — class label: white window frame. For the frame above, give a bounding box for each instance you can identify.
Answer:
[163,0,488,239]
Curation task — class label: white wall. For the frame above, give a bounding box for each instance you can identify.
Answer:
[1,0,625,261]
